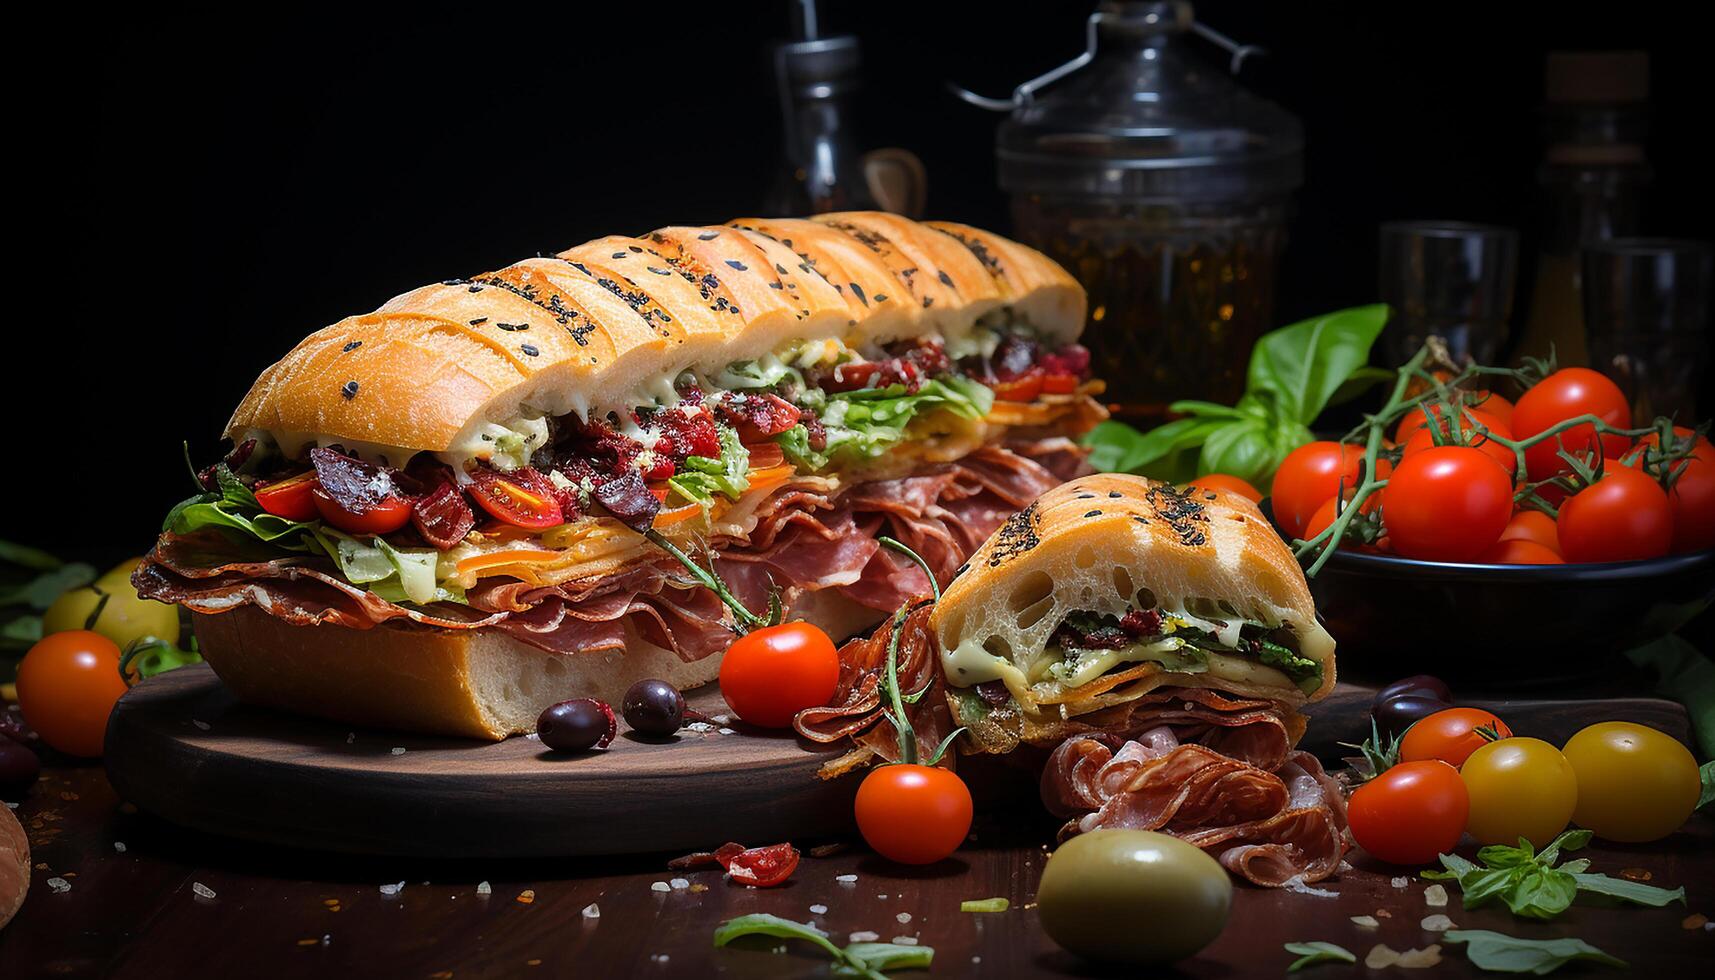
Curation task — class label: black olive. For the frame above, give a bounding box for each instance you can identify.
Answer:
[622,678,685,737]
[537,699,616,753]
[1374,674,1452,708]
[0,735,40,794]
[1373,695,1453,739]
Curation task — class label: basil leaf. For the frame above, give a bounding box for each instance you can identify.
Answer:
[1569,873,1687,908]
[1083,416,1228,477]
[1504,867,1577,920]
[1443,930,1626,974]
[1431,852,1481,878]
[1700,760,1715,810]
[713,913,845,960]
[0,562,97,610]
[1284,941,1355,971]
[1246,304,1390,424]
[1477,838,1537,868]
[0,540,65,572]
[838,942,934,973]
[1536,830,1591,867]
[1460,867,1521,908]
[1324,365,1395,409]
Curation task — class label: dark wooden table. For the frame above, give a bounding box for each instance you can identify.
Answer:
[3,761,1712,978]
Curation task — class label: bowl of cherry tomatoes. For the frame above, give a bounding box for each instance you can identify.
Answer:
[1262,364,1715,686]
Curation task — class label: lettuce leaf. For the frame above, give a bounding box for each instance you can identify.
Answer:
[667,424,750,506]
[777,375,994,471]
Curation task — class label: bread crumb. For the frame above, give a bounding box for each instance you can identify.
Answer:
[1423,883,1448,907]
[517,889,535,905]
[689,883,708,893]
[1683,913,1708,930]
[891,936,919,946]
[810,904,827,914]
[1350,915,1379,928]
[896,912,912,924]
[849,931,879,943]
[1420,914,1455,932]
[650,881,671,893]
[582,903,600,919]
[1619,867,1652,882]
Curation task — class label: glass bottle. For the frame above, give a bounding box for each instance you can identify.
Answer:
[764,26,876,215]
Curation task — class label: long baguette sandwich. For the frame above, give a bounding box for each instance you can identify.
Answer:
[797,475,1348,885]
[137,213,1106,739]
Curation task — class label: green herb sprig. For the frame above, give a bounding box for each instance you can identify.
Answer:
[1284,941,1356,971]
[1443,930,1626,974]
[713,913,932,979]
[874,537,963,767]
[1423,830,1685,920]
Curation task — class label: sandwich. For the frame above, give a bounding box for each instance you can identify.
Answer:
[136,213,1106,739]
[796,474,1348,885]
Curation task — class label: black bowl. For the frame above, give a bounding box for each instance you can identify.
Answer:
[1305,547,1715,689]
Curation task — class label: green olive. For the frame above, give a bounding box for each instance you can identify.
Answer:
[1036,829,1232,964]
[43,559,180,650]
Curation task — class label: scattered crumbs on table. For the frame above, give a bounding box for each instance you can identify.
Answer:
[1019,902,1038,911]
[835,874,858,884]
[717,727,737,736]
[1351,915,1380,928]
[1367,944,1442,969]
[809,904,828,915]
[191,882,216,900]
[849,931,879,943]
[61,872,77,879]
[891,936,919,946]
[895,912,913,924]
[526,959,542,966]
[685,722,714,733]
[1336,860,1354,874]
[877,893,888,900]
[808,843,845,858]
[476,881,492,896]
[1620,867,1653,882]
[1684,913,1708,930]
[651,881,671,893]
[1390,876,1411,889]
[192,719,211,731]
[669,878,690,890]
[1423,884,1448,907]
[47,877,70,894]
[321,934,331,946]
[1282,876,1338,898]
[711,714,731,724]
[113,841,126,853]
[581,903,600,919]
[517,889,536,905]
[389,747,406,756]
[689,883,708,893]
[1420,914,1455,932]
[380,882,405,897]
[524,732,540,741]
[296,938,318,947]
[34,863,47,871]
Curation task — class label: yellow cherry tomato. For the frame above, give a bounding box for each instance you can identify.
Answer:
[43,558,179,650]
[1460,737,1578,847]
[1561,722,1700,843]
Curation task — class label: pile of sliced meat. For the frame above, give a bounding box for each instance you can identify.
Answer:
[134,445,1066,662]
[1041,688,1349,887]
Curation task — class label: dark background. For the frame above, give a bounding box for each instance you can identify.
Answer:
[13,0,1712,562]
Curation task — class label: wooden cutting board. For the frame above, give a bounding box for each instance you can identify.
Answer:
[104,664,1689,859]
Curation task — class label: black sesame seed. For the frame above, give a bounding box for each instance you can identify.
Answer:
[850,283,867,306]
[612,252,627,259]
[341,340,362,353]
[1109,491,1123,498]
[725,260,747,271]
[769,281,784,289]
[341,381,359,399]
[628,246,643,253]
[938,270,954,288]
[698,231,720,241]
[1204,492,1218,501]
[468,285,483,293]
[520,344,540,357]
[873,294,888,302]
[1083,510,1102,518]
[497,322,529,332]
[1077,493,1095,499]
[468,317,487,326]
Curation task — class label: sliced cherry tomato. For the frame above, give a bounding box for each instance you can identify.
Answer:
[1401,410,1517,477]
[1556,466,1673,563]
[254,470,321,521]
[468,467,565,530]
[1347,760,1469,866]
[1460,737,1578,847]
[1384,447,1514,562]
[745,441,786,471]
[722,842,801,887]
[1184,473,1263,504]
[1512,367,1631,481]
[1562,722,1700,843]
[1271,442,1370,540]
[854,763,973,865]
[990,368,1045,403]
[311,486,412,535]
[16,630,130,758]
[719,621,839,728]
[1498,509,1560,554]
[1399,706,1512,768]
[1040,372,1080,395]
[1476,538,1564,564]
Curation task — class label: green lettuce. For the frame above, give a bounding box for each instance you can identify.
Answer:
[777,375,994,471]
[667,424,751,506]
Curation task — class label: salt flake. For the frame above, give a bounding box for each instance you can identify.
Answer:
[650,881,671,892]
[891,936,919,946]
[669,878,690,890]
[1420,914,1455,932]
[192,882,216,900]
[476,881,492,895]
[1424,883,1448,907]
[809,904,828,915]
[379,881,405,897]
[895,912,912,924]
[47,877,71,894]
[848,931,879,943]
[389,747,406,756]
[835,874,858,884]
[582,903,601,919]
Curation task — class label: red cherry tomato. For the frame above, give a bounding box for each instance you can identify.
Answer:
[1399,706,1512,768]
[1347,760,1470,866]
[1498,509,1560,555]
[1401,410,1517,477]
[1271,442,1371,539]
[854,763,973,865]
[1556,466,1674,563]
[468,467,564,529]
[253,470,321,521]
[16,631,130,758]
[1638,425,1714,463]
[719,621,839,728]
[1470,391,1514,427]
[1395,403,1509,446]
[312,486,412,535]
[1184,473,1263,504]
[1512,368,1631,481]
[1666,456,1715,553]
[1476,538,1564,565]
[1383,447,1514,562]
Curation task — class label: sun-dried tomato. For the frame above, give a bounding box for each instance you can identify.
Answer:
[724,842,800,888]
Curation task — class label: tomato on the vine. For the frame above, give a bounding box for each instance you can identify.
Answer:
[1666,455,1715,554]
[1271,442,1372,539]
[1512,368,1631,481]
[1184,473,1262,504]
[1561,722,1700,843]
[1401,410,1517,477]
[16,630,130,758]
[1556,467,1673,563]
[312,487,413,535]
[1460,737,1578,847]
[1399,706,1512,768]
[1383,447,1514,562]
[854,763,973,864]
[1497,509,1560,555]
[1347,760,1469,865]
[719,621,839,728]
[1476,538,1563,564]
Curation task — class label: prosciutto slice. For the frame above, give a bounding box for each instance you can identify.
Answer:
[1043,729,1348,886]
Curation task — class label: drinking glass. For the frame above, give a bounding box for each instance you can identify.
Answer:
[1378,221,1519,368]
[1583,238,1713,423]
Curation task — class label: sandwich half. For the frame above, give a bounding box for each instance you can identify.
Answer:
[797,475,1348,885]
[137,214,1105,739]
